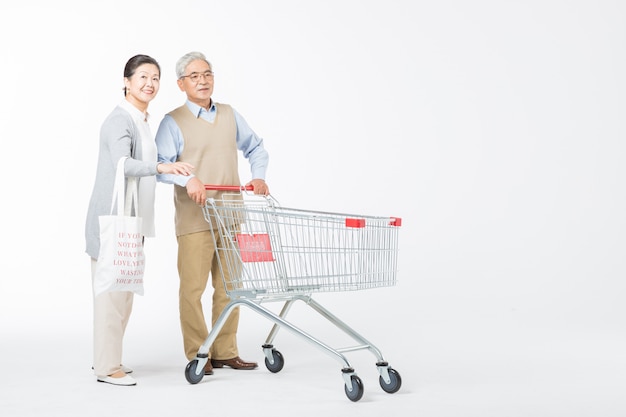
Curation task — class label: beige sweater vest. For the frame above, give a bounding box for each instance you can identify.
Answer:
[170,103,242,236]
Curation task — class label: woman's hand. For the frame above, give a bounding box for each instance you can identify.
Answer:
[157,162,194,176]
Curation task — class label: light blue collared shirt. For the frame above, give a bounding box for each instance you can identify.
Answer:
[155,100,269,187]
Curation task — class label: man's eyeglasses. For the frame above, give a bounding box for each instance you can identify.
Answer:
[180,70,214,83]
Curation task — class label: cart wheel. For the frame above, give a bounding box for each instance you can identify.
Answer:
[379,367,402,393]
[184,359,204,384]
[264,349,284,373]
[344,375,364,402]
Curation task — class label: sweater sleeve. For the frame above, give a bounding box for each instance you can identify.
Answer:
[102,109,159,177]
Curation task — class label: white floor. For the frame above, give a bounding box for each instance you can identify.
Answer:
[1,285,624,417]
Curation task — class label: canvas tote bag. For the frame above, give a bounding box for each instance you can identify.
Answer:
[93,157,145,297]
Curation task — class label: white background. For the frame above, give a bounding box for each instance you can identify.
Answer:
[0,0,624,416]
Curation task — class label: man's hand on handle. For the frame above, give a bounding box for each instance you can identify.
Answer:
[186,177,207,206]
[247,179,269,196]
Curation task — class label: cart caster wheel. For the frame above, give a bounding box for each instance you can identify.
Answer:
[344,375,364,402]
[264,349,284,373]
[184,359,204,384]
[379,367,402,393]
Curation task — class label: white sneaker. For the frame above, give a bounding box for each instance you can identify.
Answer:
[97,374,137,386]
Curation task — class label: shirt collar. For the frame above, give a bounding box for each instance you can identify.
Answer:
[186,99,216,118]
[119,99,149,123]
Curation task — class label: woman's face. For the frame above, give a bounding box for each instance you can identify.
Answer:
[124,63,160,109]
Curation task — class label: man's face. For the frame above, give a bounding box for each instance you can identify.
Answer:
[177,59,214,106]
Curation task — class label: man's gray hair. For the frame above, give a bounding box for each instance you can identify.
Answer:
[175,51,211,79]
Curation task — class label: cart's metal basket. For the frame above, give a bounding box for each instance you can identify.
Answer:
[203,187,402,299]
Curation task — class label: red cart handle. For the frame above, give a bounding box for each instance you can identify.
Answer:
[204,184,254,191]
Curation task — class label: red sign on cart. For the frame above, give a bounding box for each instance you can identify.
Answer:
[236,233,275,262]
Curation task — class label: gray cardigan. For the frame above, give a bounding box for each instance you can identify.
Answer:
[85,105,159,259]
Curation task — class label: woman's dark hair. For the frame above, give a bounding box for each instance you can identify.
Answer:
[123,54,161,96]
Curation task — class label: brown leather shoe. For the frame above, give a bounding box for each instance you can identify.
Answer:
[204,361,213,375]
[211,356,258,370]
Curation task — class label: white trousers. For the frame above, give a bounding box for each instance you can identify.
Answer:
[91,258,134,377]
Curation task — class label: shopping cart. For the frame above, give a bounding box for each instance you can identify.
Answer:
[184,185,403,402]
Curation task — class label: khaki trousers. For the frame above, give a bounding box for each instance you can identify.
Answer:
[177,230,239,361]
[91,258,133,377]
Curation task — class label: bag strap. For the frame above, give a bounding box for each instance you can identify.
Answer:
[110,157,139,216]
[124,177,139,216]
